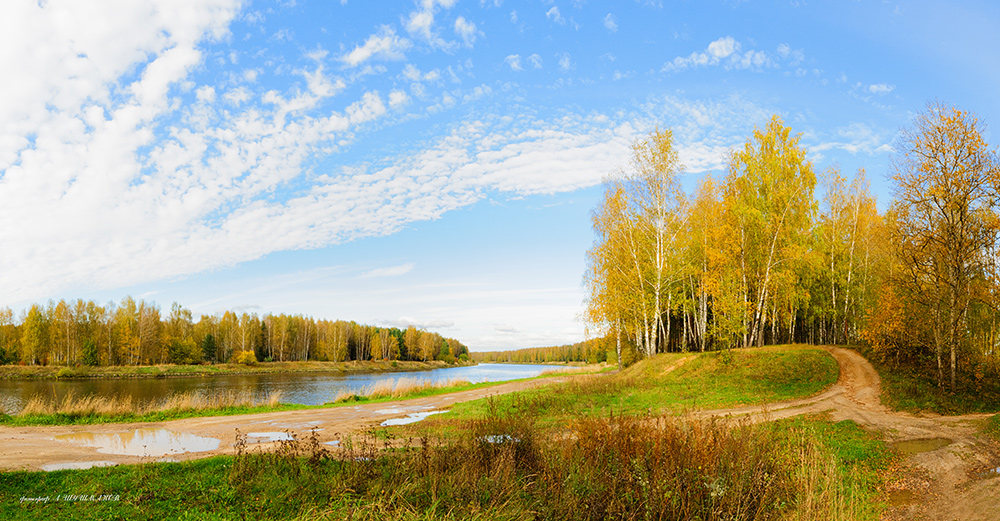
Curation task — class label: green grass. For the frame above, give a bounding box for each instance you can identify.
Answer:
[860,352,1000,414]
[439,345,838,425]
[984,414,1000,441]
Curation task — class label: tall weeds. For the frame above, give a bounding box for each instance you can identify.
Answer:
[16,389,283,418]
[225,398,881,520]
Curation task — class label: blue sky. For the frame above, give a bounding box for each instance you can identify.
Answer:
[1,0,998,350]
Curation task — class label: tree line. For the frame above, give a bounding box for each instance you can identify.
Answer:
[0,297,468,367]
[471,338,612,365]
[584,103,1000,393]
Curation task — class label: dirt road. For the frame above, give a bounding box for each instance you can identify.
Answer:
[698,347,1000,520]
[2,348,998,518]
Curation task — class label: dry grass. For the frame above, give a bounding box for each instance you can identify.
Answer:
[538,365,596,377]
[16,389,283,418]
[331,377,471,402]
[225,397,885,520]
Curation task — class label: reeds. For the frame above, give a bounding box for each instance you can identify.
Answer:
[16,389,283,418]
[331,377,471,403]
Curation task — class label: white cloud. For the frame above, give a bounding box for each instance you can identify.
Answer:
[528,54,542,69]
[388,89,410,108]
[603,13,618,32]
[0,0,777,316]
[558,52,573,71]
[196,86,216,103]
[405,0,458,49]
[546,6,565,24]
[463,85,492,103]
[454,16,478,47]
[776,43,805,65]
[505,54,522,71]
[339,26,411,67]
[809,122,892,156]
[360,263,415,278]
[868,83,894,95]
[379,316,455,329]
[707,36,738,59]
[662,36,775,72]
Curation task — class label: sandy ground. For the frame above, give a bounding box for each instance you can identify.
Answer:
[3,348,999,518]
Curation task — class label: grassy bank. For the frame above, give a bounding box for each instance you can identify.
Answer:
[0,359,474,380]
[443,345,838,423]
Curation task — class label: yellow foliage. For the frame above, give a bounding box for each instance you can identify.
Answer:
[860,286,912,366]
[233,350,258,366]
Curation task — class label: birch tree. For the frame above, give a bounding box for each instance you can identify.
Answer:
[722,115,817,348]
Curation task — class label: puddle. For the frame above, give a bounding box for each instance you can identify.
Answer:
[54,429,220,457]
[888,489,916,506]
[972,466,1000,480]
[380,410,448,426]
[375,407,405,415]
[325,440,340,447]
[480,434,520,444]
[41,461,116,472]
[245,432,294,443]
[891,437,952,455]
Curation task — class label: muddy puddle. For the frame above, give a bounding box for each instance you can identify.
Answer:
[54,429,220,457]
[245,432,294,443]
[380,410,447,426]
[972,466,1000,480]
[888,489,917,506]
[891,437,952,455]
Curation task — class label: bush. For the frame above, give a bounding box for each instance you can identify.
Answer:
[233,350,258,366]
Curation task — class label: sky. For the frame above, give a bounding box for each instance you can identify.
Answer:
[1,0,999,351]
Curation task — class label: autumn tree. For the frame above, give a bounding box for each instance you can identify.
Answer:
[585,128,686,364]
[889,102,1000,392]
[720,115,817,348]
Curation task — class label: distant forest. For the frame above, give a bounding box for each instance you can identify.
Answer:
[0,297,468,367]
[471,338,612,365]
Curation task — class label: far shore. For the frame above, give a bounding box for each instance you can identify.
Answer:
[0,358,476,381]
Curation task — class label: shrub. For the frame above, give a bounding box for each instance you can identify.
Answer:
[233,350,258,366]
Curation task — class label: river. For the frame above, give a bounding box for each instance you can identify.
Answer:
[0,363,559,415]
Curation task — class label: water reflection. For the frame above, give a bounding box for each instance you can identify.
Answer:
[380,410,447,426]
[54,428,220,457]
[0,363,557,414]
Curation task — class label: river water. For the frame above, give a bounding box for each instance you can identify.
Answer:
[0,363,557,415]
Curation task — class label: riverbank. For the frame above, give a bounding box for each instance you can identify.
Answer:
[0,359,475,380]
[0,345,901,520]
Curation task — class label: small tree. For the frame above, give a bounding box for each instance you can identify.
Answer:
[201,334,217,364]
